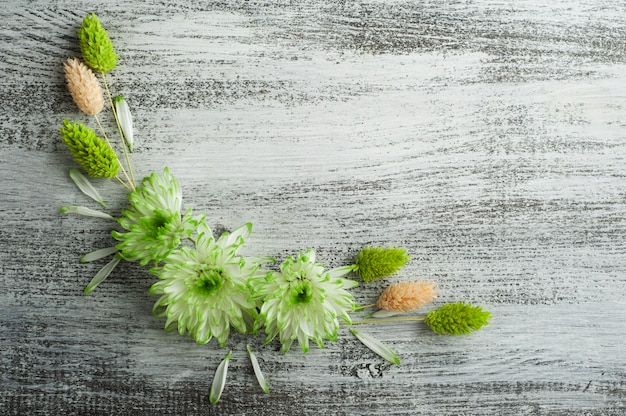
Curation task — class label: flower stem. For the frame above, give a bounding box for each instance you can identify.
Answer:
[115,175,133,191]
[346,317,426,325]
[102,71,136,186]
[94,114,134,191]
[354,303,377,311]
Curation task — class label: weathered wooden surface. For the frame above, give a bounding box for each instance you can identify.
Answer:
[1,1,625,414]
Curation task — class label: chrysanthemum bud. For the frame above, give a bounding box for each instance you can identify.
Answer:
[114,96,134,151]
[64,58,104,115]
[424,302,492,335]
[78,13,118,73]
[60,120,120,178]
[376,281,437,313]
[353,246,409,283]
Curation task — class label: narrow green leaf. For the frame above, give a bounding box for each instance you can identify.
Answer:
[350,328,400,365]
[84,256,121,294]
[69,168,106,207]
[210,350,232,404]
[247,345,270,394]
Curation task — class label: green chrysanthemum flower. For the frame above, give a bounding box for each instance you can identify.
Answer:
[353,246,409,283]
[112,168,198,265]
[78,13,118,73]
[149,221,270,346]
[424,302,492,335]
[60,119,120,178]
[251,250,358,353]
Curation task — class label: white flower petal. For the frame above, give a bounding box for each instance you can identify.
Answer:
[327,265,355,280]
[220,222,252,247]
[209,350,231,404]
[59,205,114,220]
[246,256,276,265]
[303,249,315,264]
[350,328,400,365]
[114,96,134,152]
[69,168,106,207]
[337,277,359,290]
[84,256,121,295]
[80,247,118,263]
[246,345,270,393]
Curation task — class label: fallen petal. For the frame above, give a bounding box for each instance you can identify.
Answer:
[210,350,232,404]
[59,205,114,220]
[80,247,118,263]
[69,168,106,207]
[84,256,121,294]
[350,327,400,365]
[246,345,270,393]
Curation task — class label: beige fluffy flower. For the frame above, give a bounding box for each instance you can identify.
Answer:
[375,281,437,314]
[64,57,104,115]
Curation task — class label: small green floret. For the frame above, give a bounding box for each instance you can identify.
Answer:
[60,120,120,178]
[424,302,492,335]
[78,13,118,73]
[353,246,409,283]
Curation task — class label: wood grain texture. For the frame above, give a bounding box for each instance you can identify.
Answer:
[1,1,625,414]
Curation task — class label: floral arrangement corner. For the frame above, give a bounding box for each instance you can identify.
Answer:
[57,13,492,404]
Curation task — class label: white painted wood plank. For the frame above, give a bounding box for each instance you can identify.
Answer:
[1,1,625,414]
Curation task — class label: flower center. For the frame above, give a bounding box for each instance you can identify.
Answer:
[192,265,225,296]
[288,280,313,305]
[145,209,176,239]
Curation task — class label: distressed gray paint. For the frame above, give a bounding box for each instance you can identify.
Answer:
[1,1,625,414]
